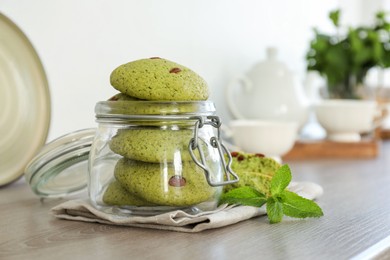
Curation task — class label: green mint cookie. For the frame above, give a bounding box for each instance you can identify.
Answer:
[114,158,216,206]
[110,58,209,101]
[224,152,281,197]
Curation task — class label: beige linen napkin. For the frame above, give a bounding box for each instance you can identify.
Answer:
[51,181,323,233]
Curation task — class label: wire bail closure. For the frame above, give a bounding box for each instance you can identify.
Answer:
[188,116,239,187]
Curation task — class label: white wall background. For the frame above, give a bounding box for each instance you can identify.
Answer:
[0,0,384,141]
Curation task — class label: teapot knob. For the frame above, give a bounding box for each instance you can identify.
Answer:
[266,47,278,61]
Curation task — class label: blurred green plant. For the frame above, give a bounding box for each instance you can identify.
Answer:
[306,9,390,99]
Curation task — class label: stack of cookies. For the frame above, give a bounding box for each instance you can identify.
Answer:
[102,58,215,207]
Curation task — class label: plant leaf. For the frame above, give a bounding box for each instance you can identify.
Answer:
[329,9,340,27]
[219,186,266,207]
[270,164,292,196]
[266,197,283,224]
[281,191,324,218]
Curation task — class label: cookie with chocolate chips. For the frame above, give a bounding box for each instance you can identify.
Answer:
[224,152,281,196]
[114,158,215,206]
[110,58,209,101]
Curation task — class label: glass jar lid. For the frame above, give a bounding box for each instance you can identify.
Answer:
[25,128,95,198]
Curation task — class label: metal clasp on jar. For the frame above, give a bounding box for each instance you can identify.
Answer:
[188,116,239,187]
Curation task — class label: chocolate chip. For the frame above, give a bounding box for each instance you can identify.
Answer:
[231,152,239,157]
[168,175,186,187]
[169,67,181,74]
[255,153,265,158]
[237,155,245,162]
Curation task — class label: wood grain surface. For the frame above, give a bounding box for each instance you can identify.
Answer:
[1,142,390,260]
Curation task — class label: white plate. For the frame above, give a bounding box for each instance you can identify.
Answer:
[0,13,50,186]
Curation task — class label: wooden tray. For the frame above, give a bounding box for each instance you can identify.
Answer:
[283,139,379,160]
[380,129,390,139]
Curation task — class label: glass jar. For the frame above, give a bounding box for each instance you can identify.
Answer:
[89,100,238,216]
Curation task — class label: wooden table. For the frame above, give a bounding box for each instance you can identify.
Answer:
[1,142,390,260]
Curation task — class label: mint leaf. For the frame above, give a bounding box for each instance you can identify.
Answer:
[219,186,266,207]
[266,197,283,224]
[281,191,324,218]
[220,161,324,224]
[270,164,292,196]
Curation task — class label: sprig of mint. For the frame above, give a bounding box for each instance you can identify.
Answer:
[220,164,323,224]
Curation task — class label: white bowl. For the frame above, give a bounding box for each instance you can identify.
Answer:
[382,102,390,129]
[227,119,298,159]
[314,99,378,142]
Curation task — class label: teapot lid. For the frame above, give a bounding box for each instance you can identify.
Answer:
[249,47,292,78]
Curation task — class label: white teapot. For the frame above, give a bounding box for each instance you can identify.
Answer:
[226,47,309,129]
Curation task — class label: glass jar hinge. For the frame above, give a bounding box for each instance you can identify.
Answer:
[188,116,239,187]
